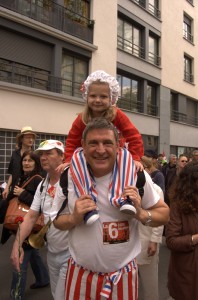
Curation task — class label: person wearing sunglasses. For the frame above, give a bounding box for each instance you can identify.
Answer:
[164,154,188,206]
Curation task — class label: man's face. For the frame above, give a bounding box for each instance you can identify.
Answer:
[82,128,119,177]
[193,152,198,161]
[39,149,63,172]
[170,155,177,165]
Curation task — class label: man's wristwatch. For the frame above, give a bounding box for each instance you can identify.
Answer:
[143,210,152,226]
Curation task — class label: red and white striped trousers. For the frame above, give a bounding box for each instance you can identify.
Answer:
[65,257,138,300]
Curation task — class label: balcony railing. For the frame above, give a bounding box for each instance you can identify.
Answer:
[130,0,161,19]
[148,3,161,18]
[0,59,82,98]
[171,110,198,126]
[0,0,94,43]
[117,36,145,59]
[118,97,144,114]
[148,52,161,66]
[147,103,158,116]
[183,29,193,43]
[184,71,194,83]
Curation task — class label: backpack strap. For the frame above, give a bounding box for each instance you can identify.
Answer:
[55,167,69,219]
[40,177,47,194]
[136,170,146,198]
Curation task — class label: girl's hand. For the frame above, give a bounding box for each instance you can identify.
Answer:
[56,162,70,174]
[134,160,144,172]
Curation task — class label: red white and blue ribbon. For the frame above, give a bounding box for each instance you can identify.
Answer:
[70,147,136,206]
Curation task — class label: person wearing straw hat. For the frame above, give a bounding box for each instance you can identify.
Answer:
[2,126,37,200]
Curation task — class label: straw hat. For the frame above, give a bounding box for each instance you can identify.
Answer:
[16,126,37,144]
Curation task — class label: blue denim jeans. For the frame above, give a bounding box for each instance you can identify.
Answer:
[10,247,49,300]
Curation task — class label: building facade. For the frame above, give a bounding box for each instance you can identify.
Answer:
[0,0,198,183]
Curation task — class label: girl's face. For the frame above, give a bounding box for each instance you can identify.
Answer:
[22,155,35,174]
[87,83,111,117]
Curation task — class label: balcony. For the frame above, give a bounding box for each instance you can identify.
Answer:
[117,36,145,59]
[171,110,198,126]
[148,51,161,66]
[118,97,144,114]
[0,59,82,98]
[0,0,94,43]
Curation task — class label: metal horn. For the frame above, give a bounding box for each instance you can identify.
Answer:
[28,219,51,249]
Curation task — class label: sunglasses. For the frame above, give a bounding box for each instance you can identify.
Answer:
[181,160,188,163]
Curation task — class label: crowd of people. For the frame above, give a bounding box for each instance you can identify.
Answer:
[0,70,197,300]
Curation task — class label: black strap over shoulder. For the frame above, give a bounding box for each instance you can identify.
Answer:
[40,177,47,194]
[55,167,69,219]
[136,170,146,198]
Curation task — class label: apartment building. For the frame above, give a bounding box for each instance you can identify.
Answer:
[0,0,197,183]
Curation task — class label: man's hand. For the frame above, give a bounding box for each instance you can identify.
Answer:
[10,240,24,272]
[72,195,97,225]
[53,195,97,230]
[122,186,142,211]
[147,241,157,257]
[2,187,9,199]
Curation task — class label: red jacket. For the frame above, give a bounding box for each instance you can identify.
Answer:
[65,107,144,162]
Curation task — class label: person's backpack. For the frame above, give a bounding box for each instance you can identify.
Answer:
[55,168,146,219]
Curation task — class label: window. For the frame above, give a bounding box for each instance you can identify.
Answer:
[132,0,146,8]
[0,130,66,183]
[183,14,193,43]
[184,55,193,83]
[171,92,179,121]
[186,99,198,126]
[64,0,90,18]
[61,53,88,97]
[186,0,193,5]
[117,74,143,113]
[148,0,160,18]
[148,35,160,66]
[117,19,144,59]
[147,83,158,116]
[142,134,158,153]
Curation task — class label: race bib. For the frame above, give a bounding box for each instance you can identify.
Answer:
[103,221,130,244]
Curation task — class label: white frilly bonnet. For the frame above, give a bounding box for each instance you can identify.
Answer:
[81,70,120,105]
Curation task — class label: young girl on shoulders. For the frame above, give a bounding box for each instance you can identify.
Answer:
[58,70,144,172]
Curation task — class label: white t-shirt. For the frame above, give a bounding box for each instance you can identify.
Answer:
[31,175,69,253]
[68,171,159,273]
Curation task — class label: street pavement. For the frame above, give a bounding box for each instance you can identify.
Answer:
[0,226,171,300]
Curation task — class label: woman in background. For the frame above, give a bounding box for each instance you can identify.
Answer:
[2,151,49,300]
[166,161,198,300]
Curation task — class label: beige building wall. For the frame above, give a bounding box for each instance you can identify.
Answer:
[90,0,117,76]
[0,84,84,135]
[161,0,198,99]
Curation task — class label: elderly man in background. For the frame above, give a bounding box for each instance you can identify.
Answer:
[10,140,70,300]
